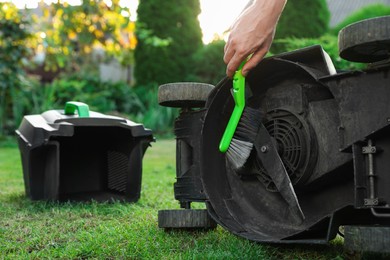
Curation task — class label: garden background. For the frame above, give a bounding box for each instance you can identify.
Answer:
[1,0,390,258]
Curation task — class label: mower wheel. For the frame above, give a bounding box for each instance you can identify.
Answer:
[344,225,390,254]
[158,209,217,229]
[158,82,214,108]
[339,16,390,63]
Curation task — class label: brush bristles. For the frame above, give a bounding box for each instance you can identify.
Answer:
[234,107,262,142]
[226,107,262,170]
[226,138,253,169]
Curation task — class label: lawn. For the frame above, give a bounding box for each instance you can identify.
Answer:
[0,138,347,259]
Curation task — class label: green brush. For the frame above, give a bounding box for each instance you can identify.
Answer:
[219,62,262,169]
[219,62,246,153]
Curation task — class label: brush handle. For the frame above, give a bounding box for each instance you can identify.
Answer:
[219,68,246,153]
[219,104,244,152]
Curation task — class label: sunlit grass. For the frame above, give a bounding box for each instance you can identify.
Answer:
[0,138,347,259]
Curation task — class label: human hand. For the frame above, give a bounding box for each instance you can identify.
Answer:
[224,0,287,78]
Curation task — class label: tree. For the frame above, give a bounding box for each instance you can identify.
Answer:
[0,3,32,135]
[134,0,203,86]
[34,0,136,73]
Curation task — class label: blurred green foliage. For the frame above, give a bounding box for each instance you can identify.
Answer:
[34,0,136,73]
[1,1,389,138]
[131,85,177,134]
[16,75,176,135]
[270,2,389,71]
[49,78,176,134]
[48,74,137,114]
[0,3,32,135]
[330,4,390,35]
[0,0,178,137]
[188,40,226,86]
[272,35,366,71]
[274,0,330,41]
[134,0,203,86]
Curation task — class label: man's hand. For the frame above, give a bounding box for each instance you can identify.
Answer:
[224,0,287,78]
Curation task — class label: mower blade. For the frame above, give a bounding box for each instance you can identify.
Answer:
[254,123,305,222]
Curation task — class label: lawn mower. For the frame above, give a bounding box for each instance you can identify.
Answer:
[158,16,390,250]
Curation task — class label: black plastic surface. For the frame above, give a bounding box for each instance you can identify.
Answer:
[158,209,217,229]
[174,109,208,205]
[16,109,153,202]
[199,45,390,243]
[339,16,390,63]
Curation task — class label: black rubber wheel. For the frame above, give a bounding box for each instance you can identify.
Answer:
[344,226,390,254]
[338,16,390,63]
[158,209,217,229]
[158,82,214,108]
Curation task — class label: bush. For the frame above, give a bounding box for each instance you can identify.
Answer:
[270,3,390,66]
[47,74,140,114]
[275,0,330,40]
[187,40,226,85]
[132,85,177,135]
[273,35,366,71]
[13,73,175,135]
[49,77,176,134]
[331,4,390,35]
[271,0,330,54]
[0,3,32,136]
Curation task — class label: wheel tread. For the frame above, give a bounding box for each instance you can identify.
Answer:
[158,82,214,108]
[338,16,390,62]
[158,209,217,229]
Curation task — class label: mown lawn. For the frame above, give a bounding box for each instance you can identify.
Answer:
[0,138,347,259]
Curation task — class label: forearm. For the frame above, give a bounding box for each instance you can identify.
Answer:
[241,0,286,15]
[242,0,287,27]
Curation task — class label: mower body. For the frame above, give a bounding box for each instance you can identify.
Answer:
[160,16,390,243]
[200,45,390,243]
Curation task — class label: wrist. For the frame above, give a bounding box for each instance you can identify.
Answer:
[252,0,287,14]
[251,0,287,27]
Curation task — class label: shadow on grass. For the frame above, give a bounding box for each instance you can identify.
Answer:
[159,227,346,259]
[162,227,217,237]
[262,242,344,259]
[1,192,152,217]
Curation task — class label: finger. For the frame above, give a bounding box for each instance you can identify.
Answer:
[224,40,229,52]
[226,52,247,78]
[242,48,268,76]
[223,42,235,65]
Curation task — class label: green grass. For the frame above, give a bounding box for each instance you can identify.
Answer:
[0,138,347,259]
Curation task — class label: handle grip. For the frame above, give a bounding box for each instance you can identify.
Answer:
[219,104,244,152]
[64,101,90,117]
[219,68,246,153]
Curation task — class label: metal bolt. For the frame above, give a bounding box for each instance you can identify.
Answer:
[260,146,268,153]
